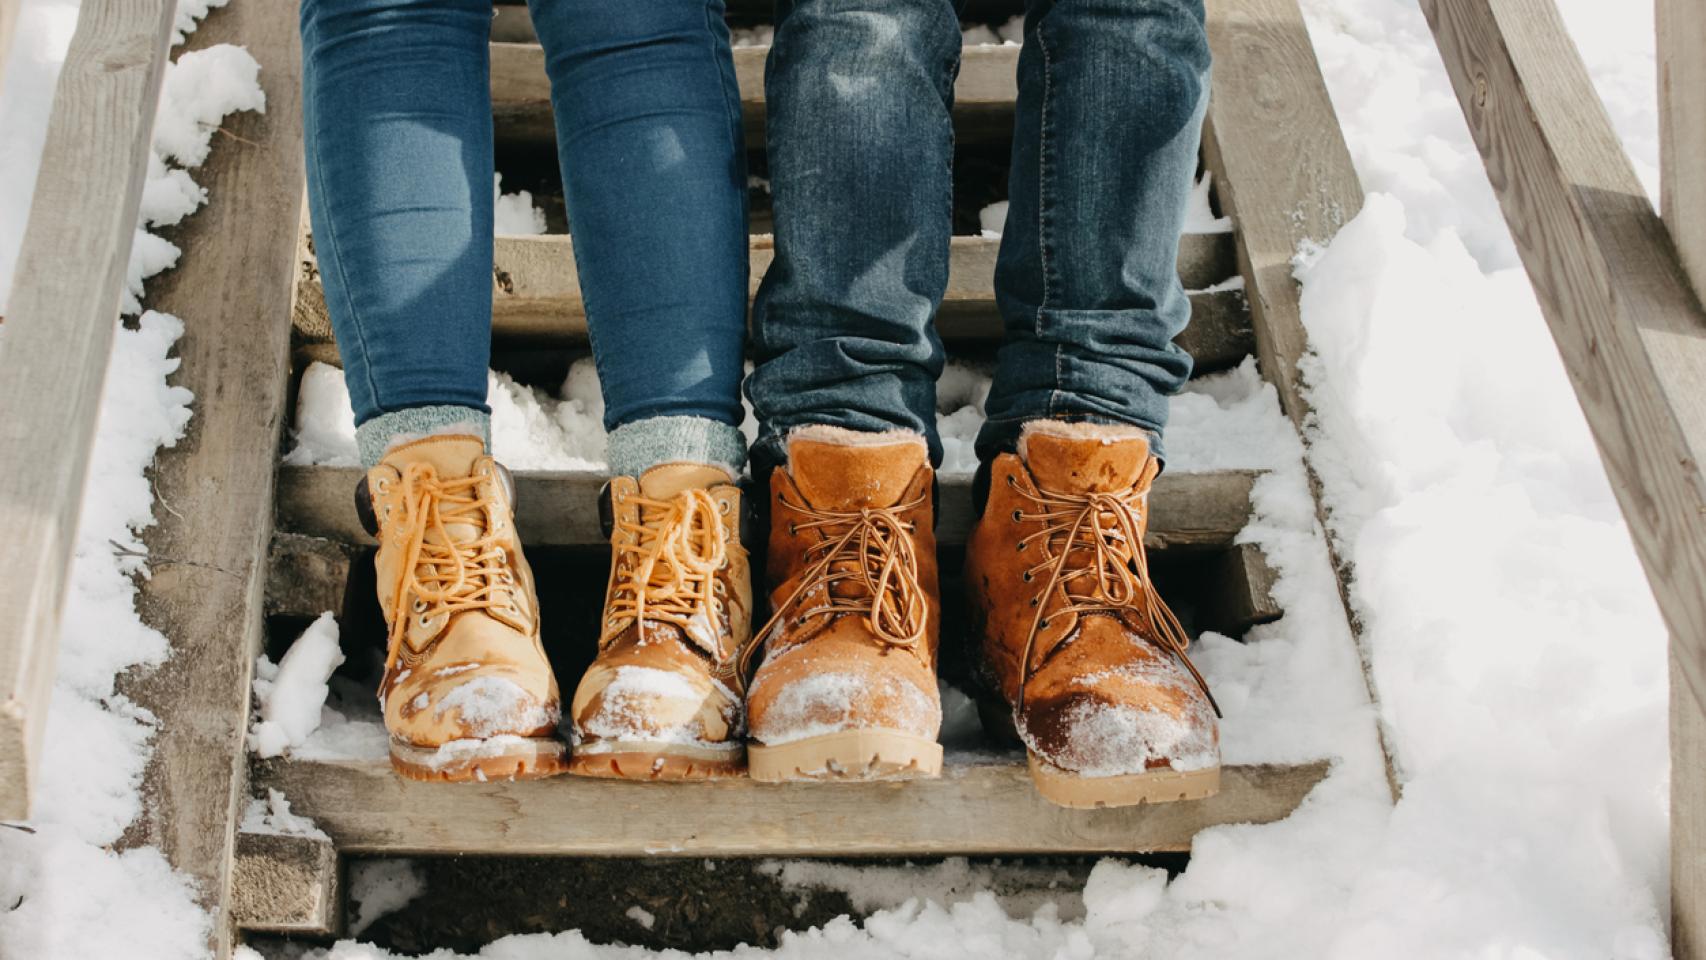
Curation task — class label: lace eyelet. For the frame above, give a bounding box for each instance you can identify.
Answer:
[718,499,731,515]
[412,599,427,613]
[417,613,432,628]
[1029,598,1039,607]
[496,547,507,562]
[1011,510,1023,522]
[1006,474,1016,487]
[1021,571,1032,582]
[1039,617,1051,628]
[1016,542,1026,552]
[788,523,798,535]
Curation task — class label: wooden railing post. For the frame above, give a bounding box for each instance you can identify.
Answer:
[0,1,176,819]
[1660,0,1706,951]
[1417,0,1706,952]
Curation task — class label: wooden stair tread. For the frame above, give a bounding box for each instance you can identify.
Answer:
[490,43,1020,144]
[252,755,1328,857]
[294,233,1250,372]
[275,466,1257,550]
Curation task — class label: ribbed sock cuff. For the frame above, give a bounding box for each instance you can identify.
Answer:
[356,405,492,467]
[606,415,748,478]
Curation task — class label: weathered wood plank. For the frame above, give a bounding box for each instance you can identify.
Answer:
[1201,0,1400,801]
[1197,542,1283,637]
[232,831,342,938]
[266,534,355,621]
[276,467,1256,551]
[1420,0,1706,736]
[292,233,1249,371]
[490,42,1018,144]
[1659,1,1706,953]
[0,0,176,820]
[108,3,304,955]
[254,756,1328,857]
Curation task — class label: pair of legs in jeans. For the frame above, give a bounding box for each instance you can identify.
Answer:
[302,0,1218,804]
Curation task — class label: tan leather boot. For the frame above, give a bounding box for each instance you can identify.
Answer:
[965,421,1219,808]
[362,435,566,781]
[568,463,753,779]
[744,430,943,781]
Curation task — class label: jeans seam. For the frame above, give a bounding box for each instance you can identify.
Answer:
[1036,22,1062,421]
[702,1,742,211]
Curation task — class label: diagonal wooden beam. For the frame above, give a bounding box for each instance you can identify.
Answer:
[0,0,176,821]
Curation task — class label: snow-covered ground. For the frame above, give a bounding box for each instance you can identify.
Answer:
[0,0,1674,958]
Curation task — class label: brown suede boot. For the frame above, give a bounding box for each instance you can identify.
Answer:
[744,429,943,781]
[567,463,753,779]
[362,435,566,781]
[965,421,1220,808]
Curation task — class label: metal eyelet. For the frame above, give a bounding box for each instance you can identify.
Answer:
[375,477,391,494]
[788,523,798,535]
[714,581,726,594]
[1016,542,1027,552]
[417,613,432,627]
[412,599,427,613]
[496,547,507,563]
[1022,571,1032,582]
[1006,474,1016,487]
[1011,510,1023,522]
[1029,598,1039,607]
[718,499,732,515]
[1039,617,1051,628]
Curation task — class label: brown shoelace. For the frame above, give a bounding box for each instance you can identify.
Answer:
[606,488,729,661]
[1011,479,1219,715]
[385,461,513,670]
[741,496,929,686]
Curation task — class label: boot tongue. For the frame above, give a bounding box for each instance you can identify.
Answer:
[639,462,735,499]
[787,433,927,510]
[1021,426,1155,494]
[381,435,489,545]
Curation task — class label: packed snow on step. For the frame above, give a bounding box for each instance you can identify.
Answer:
[347,860,427,937]
[240,788,330,843]
[283,353,1283,478]
[250,612,346,759]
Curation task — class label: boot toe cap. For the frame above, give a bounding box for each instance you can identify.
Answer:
[748,650,940,746]
[391,668,561,745]
[1019,687,1217,776]
[570,662,740,747]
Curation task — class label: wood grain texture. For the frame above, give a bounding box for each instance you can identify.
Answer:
[0,0,175,820]
[108,3,303,955]
[276,467,1256,551]
[1201,0,1400,801]
[254,756,1329,857]
[266,534,355,621]
[490,42,1018,144]
[232,832,342,937]
[1421,0,1706,725]
[1678,655,1706,959]
[292,233,1248,372]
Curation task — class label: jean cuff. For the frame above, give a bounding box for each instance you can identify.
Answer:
[606,415,748,478]
[357,405,491,467]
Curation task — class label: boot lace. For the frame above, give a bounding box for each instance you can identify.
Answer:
[388,461,511,666]
[1011,480,1219,715]
[741,496,929,687]
[607,488,729,660]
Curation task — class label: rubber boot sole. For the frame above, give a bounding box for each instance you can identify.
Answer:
[568,740,745,781]
[748,729,943,782]
[1027,751,1220,808]
[389,736,568,782]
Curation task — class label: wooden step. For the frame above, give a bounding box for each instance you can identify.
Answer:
[274,467,1257,550]
[252,755,1328,857]
[490,43,1019,145]
[293,234,1251,373]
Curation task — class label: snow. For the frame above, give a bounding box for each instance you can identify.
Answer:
[347,859,426,937]
[249,613,346,759]
[240,788,330,842]
[431,675,559,738]
[494,174,546,236]
[626,905,658,931]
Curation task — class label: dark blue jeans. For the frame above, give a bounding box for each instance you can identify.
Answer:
[748,0,1210,471]
[301,0,750,470]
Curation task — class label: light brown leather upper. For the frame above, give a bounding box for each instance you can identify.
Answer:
[570,463,752,749]
[965,429,1218,775]
[745,435,943,745]
[367,435,561,747]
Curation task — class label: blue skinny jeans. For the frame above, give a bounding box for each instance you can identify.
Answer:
[748,0,1210,471]
[301,0,750,470]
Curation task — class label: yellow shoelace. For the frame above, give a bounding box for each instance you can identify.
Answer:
[1011,480,1219,715]
[742,496,928,687]
[607,488,729,660]
[386,461,510,669]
